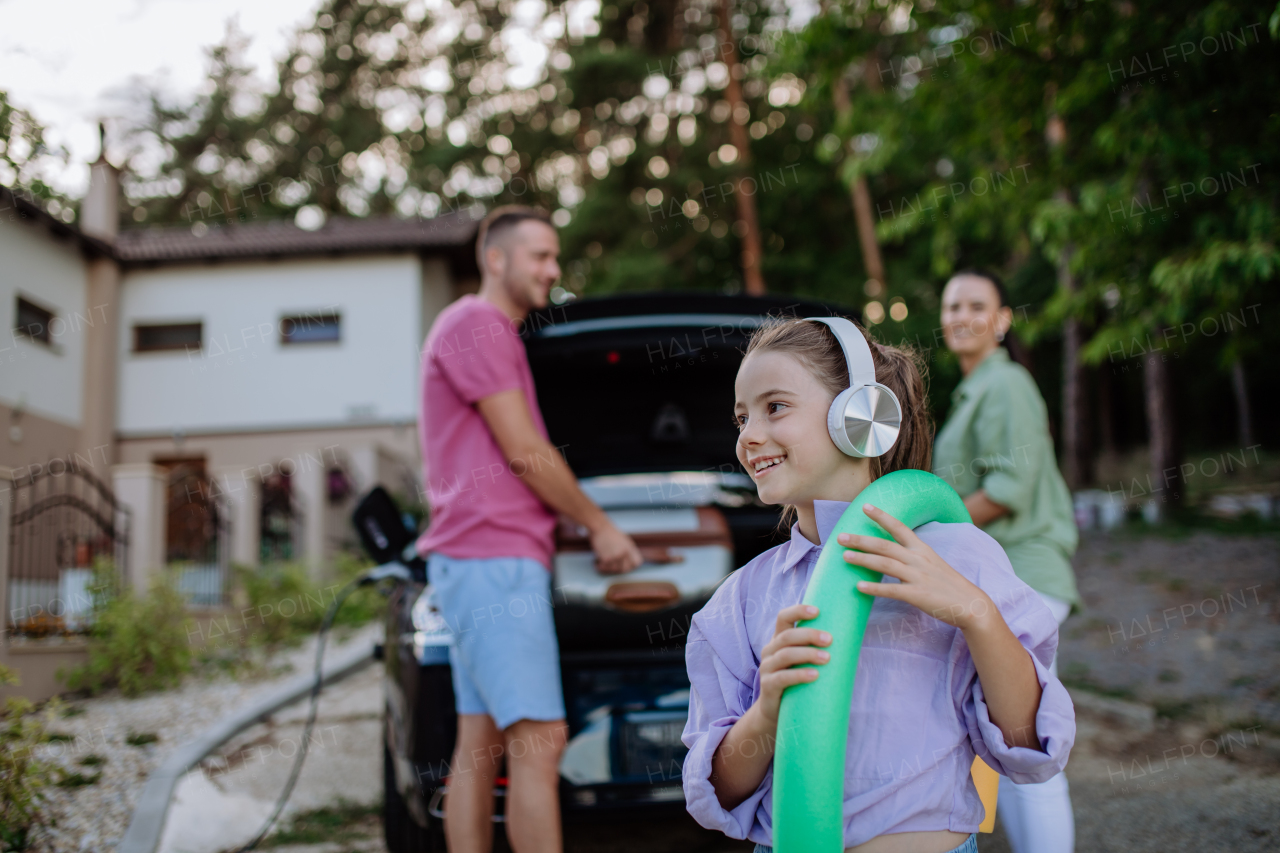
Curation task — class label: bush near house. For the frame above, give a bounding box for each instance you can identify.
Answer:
[60,561,193,698]
[59,552,383,693]
[230,552,384,651]
[0,666,55,852]
[233,562,323,648]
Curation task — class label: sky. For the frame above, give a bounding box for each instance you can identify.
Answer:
[0,0,323,196]
[1,0,819,199]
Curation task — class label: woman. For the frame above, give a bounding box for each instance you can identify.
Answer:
[933,270,1080,853]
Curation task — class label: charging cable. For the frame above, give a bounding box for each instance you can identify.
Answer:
[232,560,412,852]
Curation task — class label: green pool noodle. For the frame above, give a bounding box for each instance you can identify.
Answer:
[772,469,972,853]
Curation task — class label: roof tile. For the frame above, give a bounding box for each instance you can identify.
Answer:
[115,208,480,263]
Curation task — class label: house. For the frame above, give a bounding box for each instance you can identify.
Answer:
[0,152,479,700]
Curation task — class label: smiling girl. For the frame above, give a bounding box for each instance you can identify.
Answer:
[680,318,1075,853]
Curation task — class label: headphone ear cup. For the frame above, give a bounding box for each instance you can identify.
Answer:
[827,383,903,458]
[827,388,861,457]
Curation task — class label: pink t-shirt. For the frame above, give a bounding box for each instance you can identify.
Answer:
[416,295,557,570]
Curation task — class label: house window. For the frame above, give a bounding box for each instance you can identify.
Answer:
[15,297,54,344]
[281,312,341,345]
[134,322,203,353]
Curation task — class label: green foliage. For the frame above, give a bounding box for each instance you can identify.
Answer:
[119,0,858,300]
[0,665,55,851]
[54,771,100,788]
[235,562,325,647]
[0,92,71,210]
[114,0,1280,452]
[800,0,1277,345]
[260,800,380,847]
[329,551,385,629]
[221,552,383,652]
[125,731,160,747]
[61,561,194,698]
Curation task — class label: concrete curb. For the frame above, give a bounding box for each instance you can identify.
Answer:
[117,638,378,853]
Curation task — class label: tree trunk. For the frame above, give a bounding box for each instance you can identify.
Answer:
[1144,341,1180,520]
[833,77,885,288]
[715,0,766,296]
[645,0,684,53]
[1230,359,1255,450]
[1057,242,1091,489]
[1096,362,1117,455]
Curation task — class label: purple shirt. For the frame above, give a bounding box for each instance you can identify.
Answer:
[681,499,1075,847]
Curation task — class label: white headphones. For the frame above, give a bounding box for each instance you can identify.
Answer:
[805,317,903,458]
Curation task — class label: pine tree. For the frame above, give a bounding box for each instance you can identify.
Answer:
[121,0,878,300]
[0,92,71,216]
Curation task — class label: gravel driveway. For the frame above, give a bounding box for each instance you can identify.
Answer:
[26,623,382,853]
[26,529,1280,853]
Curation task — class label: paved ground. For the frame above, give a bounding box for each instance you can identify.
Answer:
[1038,527,1280,852]
[159,662,384,853]
[1058,528,1280,724]
[155,529,1280,853]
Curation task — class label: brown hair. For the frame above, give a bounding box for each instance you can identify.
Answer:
[475,205,553,269]
[740,317,935,533]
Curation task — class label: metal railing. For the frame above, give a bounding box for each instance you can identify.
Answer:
[165,464,231,607]
[7,465,130,638]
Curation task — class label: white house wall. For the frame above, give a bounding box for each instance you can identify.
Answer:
[118,255,423,437]
[0,218,88,429]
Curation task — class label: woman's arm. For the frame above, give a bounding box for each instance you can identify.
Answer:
[710,603,832,810]
[963,489,1010,527]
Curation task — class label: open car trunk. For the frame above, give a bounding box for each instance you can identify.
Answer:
[523,293,847,651]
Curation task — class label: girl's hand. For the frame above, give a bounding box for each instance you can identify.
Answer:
[838,504,995,632]
[756,604,832,725]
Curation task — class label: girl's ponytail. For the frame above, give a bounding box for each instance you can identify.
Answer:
[865,340,934,480]
[742,317,935,533]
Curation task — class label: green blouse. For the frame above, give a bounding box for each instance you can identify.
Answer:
[932,347,1081,609]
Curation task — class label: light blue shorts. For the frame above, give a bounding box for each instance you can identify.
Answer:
[754,833,976,853]
[426,553,565,731]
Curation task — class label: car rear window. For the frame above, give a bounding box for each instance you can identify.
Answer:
[528,324,749,479]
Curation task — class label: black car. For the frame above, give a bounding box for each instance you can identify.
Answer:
[370,292,853,852]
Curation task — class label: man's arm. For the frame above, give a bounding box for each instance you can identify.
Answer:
[476,388,643,574]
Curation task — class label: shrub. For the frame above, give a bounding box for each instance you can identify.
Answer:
[230,552,383,650]
[0,665,55,851]
[234,562,323,648]
[329,551,383,629]
[61,562,193,697]
[189,554,386,678]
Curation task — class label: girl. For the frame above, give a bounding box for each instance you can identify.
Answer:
[681,318,1075,853]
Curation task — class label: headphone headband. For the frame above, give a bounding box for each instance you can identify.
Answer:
[806,317,877,387]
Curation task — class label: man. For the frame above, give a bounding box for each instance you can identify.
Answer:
[417,205,643,853]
